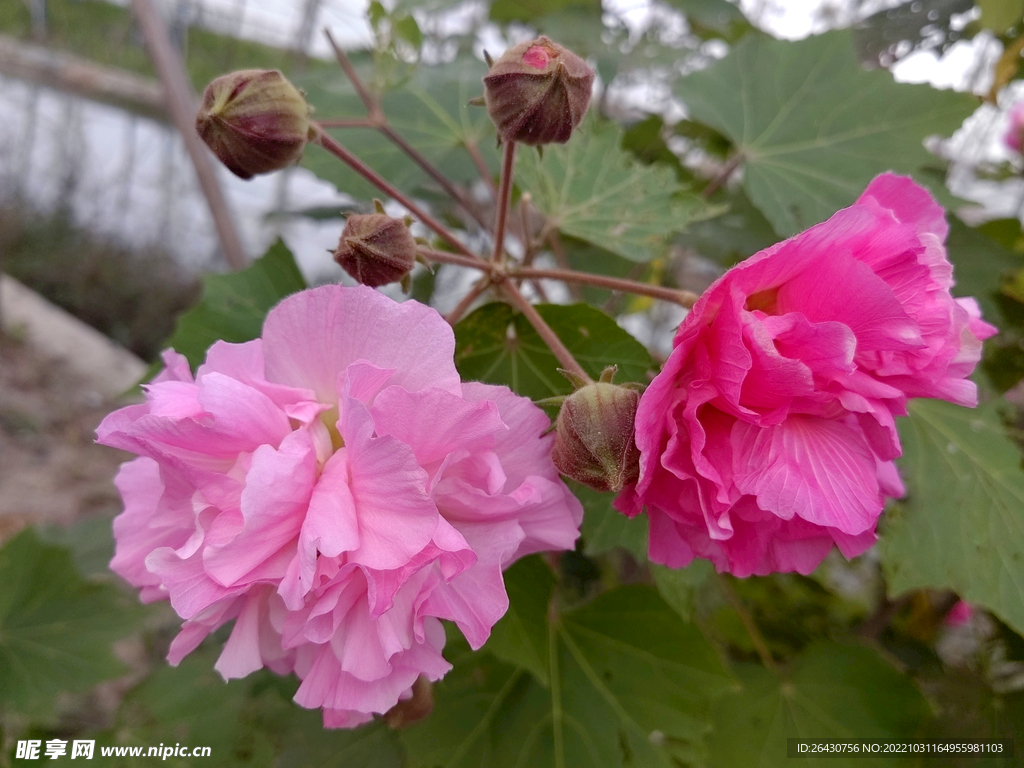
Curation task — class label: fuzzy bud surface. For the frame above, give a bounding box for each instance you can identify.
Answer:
[553,369,641,493]
[196,69,312,179]
[334,212,417,288]
[483,36,594,145]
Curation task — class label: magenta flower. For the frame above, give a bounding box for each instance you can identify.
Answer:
[615,174,996,577]
[98,285,582,728]
[944,600,973,627]
[1005,101,1024,154]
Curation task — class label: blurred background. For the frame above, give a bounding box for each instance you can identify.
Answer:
[2,0,1024,764]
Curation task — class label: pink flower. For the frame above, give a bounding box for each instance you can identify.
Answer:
[615,174,996,577]
[98,285,582,728]
[1005,101,1024,154]
[944,600,973,627]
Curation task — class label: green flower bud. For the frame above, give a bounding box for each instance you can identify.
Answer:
[552,367,641,493]
[333,204,417,288]
[483,36,594,146]
[195,69,313,179]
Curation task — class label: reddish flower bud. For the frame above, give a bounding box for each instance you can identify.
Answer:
[552,367,641,493]
[483,36,594,146]
[383,676,434,729]
[334,205,417,288]
[196,69,313,179]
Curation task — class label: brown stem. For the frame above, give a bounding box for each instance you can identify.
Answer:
[515,267,699,306]
[325,29,381,119]
[318,118,376,128]
[702,152,743,199]
[500,278,590,382]
[131,0,247,271]
[380,125,490,230]
[466,140,498,198]
[717,574,776,673]
[545,229,580,300]
[417,247,486,270]
[492,141,517,263]
[324,30,489,231]
[445,278,492,325]
[313,128,481,261]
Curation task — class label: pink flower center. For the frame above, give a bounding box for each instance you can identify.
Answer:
[523,45,554,70]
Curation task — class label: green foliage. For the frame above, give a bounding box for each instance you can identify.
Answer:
[979,0,1024,33]
[160,240,306,371]
[946,216,1023,323]
[403,585,733,768]
[0,529,145,716]
[677,30,977,236]
[575,481,650,561]
[486,556,557,685]
[708,642,931,768]
[490,0,600,25]
[853,0,975,67]
[454,302,654,400]
[652,560,714,623]
[664,0,751,40]
[298,55,498,203]
[676,188,779,266]
[103,646,405,768]
[516,116,710,263]
[880,399,1024,636]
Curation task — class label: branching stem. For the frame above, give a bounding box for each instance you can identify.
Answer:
[491,141,517,262]
[312,128,481,261]
[324,30,490,230]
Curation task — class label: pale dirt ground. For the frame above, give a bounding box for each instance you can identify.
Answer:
[0,330,129,542]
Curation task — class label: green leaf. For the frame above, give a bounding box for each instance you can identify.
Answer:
[110,653,282,768]
[664,0,750,40]
[708,642,931,768]
[403,585,733,768]
[276,712,405,768]
[162,240,306,371]
[0,529,145,715]
[880,399,1024,636]
[486,556,556,685]
[979,0,1024,32]
[37,517,115,579]
[575,481,649,561]
[946,216,1023,323]
[490,0,599,25]
[652,560,714,623]
[516,115,709,263]
[109,646,404,768]
[454,302,654,400]
[298,55,498,202]
[676,187,780,266]
[676,30,976,236]
[853,0,974,67]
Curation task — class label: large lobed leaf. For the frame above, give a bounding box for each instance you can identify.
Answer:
[403,577,733,768]
[161,240,306,371]
[0,529,145,715]
[516,116,709,263]
[708,642,930,767]
[880,399,1024,636]
[454,302,654,400]
[676,30,976,237]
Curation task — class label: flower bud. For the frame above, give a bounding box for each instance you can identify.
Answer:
[196,69,313,179]
[483,36,594,146]
[552,367,641,493]
[383,676,434,730]
[333,205,417,288]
